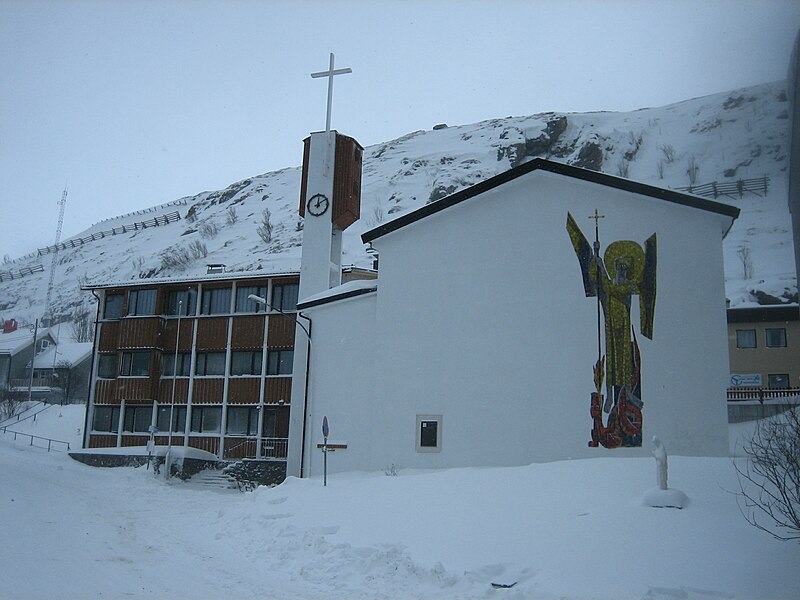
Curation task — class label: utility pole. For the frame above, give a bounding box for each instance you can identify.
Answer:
[44,186,68,325]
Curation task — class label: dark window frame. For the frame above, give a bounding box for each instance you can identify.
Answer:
[120,351,150,377]
[266,349,293,375]
[271,283,299,312]
[161,352,191,377]
[97,354,117,379]
[235,285,268,313]
[104,293,124,320]
[735,329,757,349]
[226,406,259,436]
[190,405,222,433]
[123,405,153,433]
[157,405,187,433]
[127,289,157,316]
[765,328,787,348]
[165,289,197,316]
[195,352,226,376]
[92,405,121,433]
[200,287,232,315]
[768,374,790,390]
[231,351,262,376]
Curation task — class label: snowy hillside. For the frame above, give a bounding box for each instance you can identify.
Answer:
[1,405,798,599]
[0,80,795,326]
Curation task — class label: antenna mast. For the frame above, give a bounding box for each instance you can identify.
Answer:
[45,186,68,324]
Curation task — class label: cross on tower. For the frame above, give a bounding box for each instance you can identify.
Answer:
[311,53,352,133]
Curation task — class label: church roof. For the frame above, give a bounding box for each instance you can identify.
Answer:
[362,158,740,243]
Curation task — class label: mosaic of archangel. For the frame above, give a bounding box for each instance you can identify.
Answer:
[566,211,657,448]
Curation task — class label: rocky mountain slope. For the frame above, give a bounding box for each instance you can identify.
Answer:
[0,80,795,328]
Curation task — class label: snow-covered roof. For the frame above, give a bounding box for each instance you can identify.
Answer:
[31,341,93,369]
[362,158,741,243]
[297,279,379,310]
[0,327,52,355]
[81,268,302,291]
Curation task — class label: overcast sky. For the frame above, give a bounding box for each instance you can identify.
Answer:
[1,0,799,260]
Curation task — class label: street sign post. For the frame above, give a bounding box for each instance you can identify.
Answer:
[322,416,329,486]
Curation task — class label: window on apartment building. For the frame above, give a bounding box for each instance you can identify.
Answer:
[161,353,191,377]
[120,352,150,377]
[92,406,120,433]
[190,406,222,433]
[765,328,787,348]
[235,285,268,313]
[165,289,197,316]
[271,283,299,312]
[768,374,790,390]
[104,293,124,320]
[416,415,442,452]
[227,406,259,436]
[262,409,277,438]
[195,352,225,376]
[123,405,153,433]
[231,351,262,376]
[128,289,157,316]
[200,287,231,315]
[157,405,187,433]
[266,349,293,375]
[97,354,117,379]
[735,329,757,349]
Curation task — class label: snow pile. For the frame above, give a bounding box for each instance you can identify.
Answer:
[0,81,795,326]
[1,406,798,599]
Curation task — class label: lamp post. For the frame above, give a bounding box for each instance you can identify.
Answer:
[27,318,39,405]
[165,299,182,478]
[247,294,311,344]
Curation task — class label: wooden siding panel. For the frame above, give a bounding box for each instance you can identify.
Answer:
[267,315,296,348]
[98,321,120,352]
[115,378,155,402]
[93,379,118,404]
[196,318,229,350]
[223,437,257,459]
[188,436,219,455]
[231,315,265,349]
[121,435,149,447]
[227,378,261,404]
[192,379,224,404]
[154,435,184,446]
[158,379,189,403]
[332,134,363,231]
[88,434,118,448]
[264,377,292,404]
[161,320,195,353]
[118,317,162,349]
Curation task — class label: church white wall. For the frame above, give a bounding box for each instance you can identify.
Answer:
[302,292,377,477]
[304,169,733,476]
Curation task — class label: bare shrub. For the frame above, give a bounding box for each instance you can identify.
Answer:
[188,240,207,259]
[735,405,800,541]
[616,159,630,178]
[737,246,754,280]
[659,144,676,163]
[71,298,95,343]
[257,209,273,244]
[226,206,238,225]
[199,221,218,239]
[159,244,192,271]
[686,154,699,186]
[656,160,665,179]
[1,388,26,420]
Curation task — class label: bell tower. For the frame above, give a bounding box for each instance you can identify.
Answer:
[287,54,363,478]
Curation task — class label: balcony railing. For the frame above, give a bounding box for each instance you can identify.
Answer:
[260,437,288,460]
[727,388,800,401]
[9,377,57,390]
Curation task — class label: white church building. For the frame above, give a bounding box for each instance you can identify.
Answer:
[286,130,740,478]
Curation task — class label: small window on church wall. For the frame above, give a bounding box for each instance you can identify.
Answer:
[416,415,442,453]
[736,329,756,349]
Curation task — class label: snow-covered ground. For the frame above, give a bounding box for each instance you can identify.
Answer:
[0,404,797,600]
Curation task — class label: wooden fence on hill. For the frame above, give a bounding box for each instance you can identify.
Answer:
[674,176,769,200]
[0,264,45,282]
[36,210,182,257]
